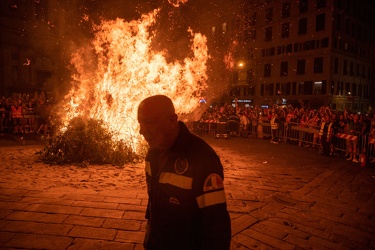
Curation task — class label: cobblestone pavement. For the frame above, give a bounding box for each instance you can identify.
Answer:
[0,134,375,249]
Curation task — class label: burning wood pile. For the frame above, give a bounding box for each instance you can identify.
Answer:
[39,117,142,166]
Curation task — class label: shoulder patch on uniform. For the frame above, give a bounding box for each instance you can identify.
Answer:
[174,158,189,175]
[203,174,224,192]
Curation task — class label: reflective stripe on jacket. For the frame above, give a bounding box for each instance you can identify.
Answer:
[11,105,23,119]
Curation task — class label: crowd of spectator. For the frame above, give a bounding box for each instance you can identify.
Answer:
[198,99,375,163]
[0,92,51,136]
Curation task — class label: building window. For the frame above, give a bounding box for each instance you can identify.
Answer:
[345,19,350,34]
[321,37,329,47]
[334,58,339,74]
[266,8,273,22]
[335,81,340,95]
[280,62,288,76]
[282,2,290,18]
[356,64,360,77]
[247,70,254,82]
[330,81,335,95]
[292,82,297,95]
[281,23,290,38]
[249,28,256,40]
[294,43,299,52]
[345,82,350,95]
[350,61,354,76]
[297,59,306,75]
[299,0,308,13]
[316,0,326,9]
[265,27,272,41]
[12,65,19,85]
[352,83,357,96]
[250,12,256,25]
[316,13,325,31]
[286,44,292,53]
[362,65,366,78]
[343,60,348,75]
[265,83,274,96]
[314,57,323,73]
[298,18,307,35]
[336,13,341,31]
[313,81,322,94]
[264,64,271,77]
[298,82,305,95]
[303,40,311,50]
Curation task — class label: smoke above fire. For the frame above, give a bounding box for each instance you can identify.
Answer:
[61,7,209,152]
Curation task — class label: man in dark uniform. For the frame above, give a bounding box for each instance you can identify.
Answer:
[137,95,231,250]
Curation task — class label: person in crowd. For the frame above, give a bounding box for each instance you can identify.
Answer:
[238,112,250,137]
[249,111,258,137]
[298,114,309,146]
[306,113,321,149]
[270,112,280,144]
[3,98,12,133]
[25,99,36,133]
[10,99,24,134]
[319,114,334,156]
[137,95,231,250]
[346,113,363,163]
[36,99,49,134]
[0,98,4,135]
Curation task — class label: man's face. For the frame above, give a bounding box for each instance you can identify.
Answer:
[138,109,173,150]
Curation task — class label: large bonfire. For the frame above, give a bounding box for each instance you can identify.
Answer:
[40,7,209,166]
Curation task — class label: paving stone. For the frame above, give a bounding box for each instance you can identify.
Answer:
[231,233,273,249]
[0,209,12,220]
[242,228,295,250]
[98,190,139,198]
[117,203,146,213]
[5,211,68,223]
[102,218,142,231]
[72,200,119,209]
[0,201,28,210]
[4,233,72,249]
[67,238,135,250]
[251,220,290,240]
[115,230,144,243]
[283,234,320,249]
[63,215,105,227]
[320,218,372,244]
[123,211,145,220]
[231,214,258,236]
[68,225,116,240]
[20,197,75,206]
[80,207,124,218]
[103,196,142,205]
[62,194,105,202]
[308,235,351,250]
[2,221,73,235]
[23,203,83,215]
[0,231,15,244]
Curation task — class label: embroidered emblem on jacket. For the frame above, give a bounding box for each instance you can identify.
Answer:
[203,174,224,192]
[169,197,180,205]
[174,158,189,175]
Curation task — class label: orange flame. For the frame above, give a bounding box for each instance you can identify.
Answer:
[61,9,209,153]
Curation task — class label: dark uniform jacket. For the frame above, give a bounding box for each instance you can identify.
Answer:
[144,121,231,250]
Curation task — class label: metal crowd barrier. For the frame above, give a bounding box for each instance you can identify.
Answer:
[189,120,375,163]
